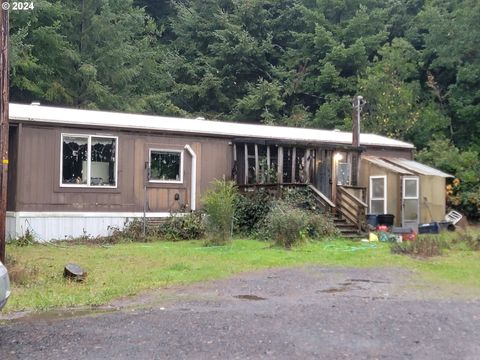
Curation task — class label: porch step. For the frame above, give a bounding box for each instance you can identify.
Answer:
[333,217,366,239]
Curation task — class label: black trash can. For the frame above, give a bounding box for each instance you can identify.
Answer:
[367,214,378,227]
[438,220,455,232]
[377,214,395,227]
[418,222,440,234]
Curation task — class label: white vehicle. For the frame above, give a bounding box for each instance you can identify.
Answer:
[0,260,10,310]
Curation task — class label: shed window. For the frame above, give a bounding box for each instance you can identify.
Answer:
[61,134,117,187]
[369,176,386,214]
[149,150,183,183]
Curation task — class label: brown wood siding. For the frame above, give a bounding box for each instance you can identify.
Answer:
[199,139,232,199]
[363,147,413,159]
[14,125,231,212]
[7,125,18,211]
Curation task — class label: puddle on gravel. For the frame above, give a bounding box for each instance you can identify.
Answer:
[347,278,389,284]
[234,294,267,301]
[317,287,350,293]
[1,306,118,323]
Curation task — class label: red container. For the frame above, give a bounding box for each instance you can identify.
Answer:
[402,231,417,241]
[376,225,389,232]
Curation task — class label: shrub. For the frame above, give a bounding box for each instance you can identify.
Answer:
[234,189,273,235]
[202,179,238,245]
[305,213,340,238]
[390,235,445,257]
[260,202,308,248]
[10,229,36,247]
[158,212,205,241]
[282,187,323,213]
[447,230,480,251]
[107,219,150,243]
[462,231,480,250]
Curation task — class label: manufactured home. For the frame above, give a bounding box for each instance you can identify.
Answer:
[6,103,451,241]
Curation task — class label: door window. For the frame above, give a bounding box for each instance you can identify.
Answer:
[402,177,419,224]
[369,176,386,214]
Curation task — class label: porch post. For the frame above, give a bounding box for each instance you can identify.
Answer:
[254,144,260,183]
[244,143,248,184]
[233,143,237,182]
[266,146,270,170]
[304,149,310,183]
[291,147,296,183]
[277,146,283,183]
[332,153,338,204]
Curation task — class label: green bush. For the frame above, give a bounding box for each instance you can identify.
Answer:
[461,231,480,250]
[107,219,149,243]
[234,189,273,235]
[10,229,36,247]
[282,187,323,213]
[158,212,205,241]
[447,230,480,251]
[305,213,340,238]
[202,179,238,245]
[259,202,308,248]
[390,235,445,257]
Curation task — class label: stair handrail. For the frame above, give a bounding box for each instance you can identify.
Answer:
[337,186,368,208]
[307,184,336,212]
[337,186,368,232]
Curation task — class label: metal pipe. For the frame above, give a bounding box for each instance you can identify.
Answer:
[184,144,197,211]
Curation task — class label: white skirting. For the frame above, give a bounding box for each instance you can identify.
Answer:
[6,211,173,243]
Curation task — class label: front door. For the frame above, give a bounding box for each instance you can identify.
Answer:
[402,177,419,231]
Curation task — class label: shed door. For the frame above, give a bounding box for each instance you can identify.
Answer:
[402,177,419,231]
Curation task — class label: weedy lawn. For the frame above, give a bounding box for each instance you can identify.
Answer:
[4,238,480,312]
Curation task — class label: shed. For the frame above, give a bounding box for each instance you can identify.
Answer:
[361,156,453,230]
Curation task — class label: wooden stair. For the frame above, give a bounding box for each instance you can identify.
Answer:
[334,217,367,239]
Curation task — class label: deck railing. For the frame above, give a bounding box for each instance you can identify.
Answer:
[336,185,368,232]
[306,184,336,213]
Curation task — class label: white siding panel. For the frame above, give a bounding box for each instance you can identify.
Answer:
[6,212,172,242]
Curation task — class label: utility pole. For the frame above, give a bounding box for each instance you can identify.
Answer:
[351,95,364,186]
[0,1,9,264]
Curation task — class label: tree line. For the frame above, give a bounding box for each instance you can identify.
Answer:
[8,0,480,218]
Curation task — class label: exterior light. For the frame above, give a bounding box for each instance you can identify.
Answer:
[334,153,343,161]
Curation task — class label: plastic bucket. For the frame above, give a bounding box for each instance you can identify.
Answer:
[366,214,378,227]
[377,214,395,226]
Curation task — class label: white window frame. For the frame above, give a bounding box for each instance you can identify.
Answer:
[149,148,184,184]
[60,133,119,188]
[402,176,419,200]
[369,175,387,214]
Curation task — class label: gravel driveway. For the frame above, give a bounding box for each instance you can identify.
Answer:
[1,266,479,360]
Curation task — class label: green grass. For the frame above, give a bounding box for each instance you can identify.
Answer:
[4,238,480,313]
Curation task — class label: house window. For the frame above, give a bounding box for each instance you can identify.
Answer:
[61,134,118,187]
[335,151,351,185]
[149,149,183,183]
[337,162,351,185]
[369,176,387,214]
